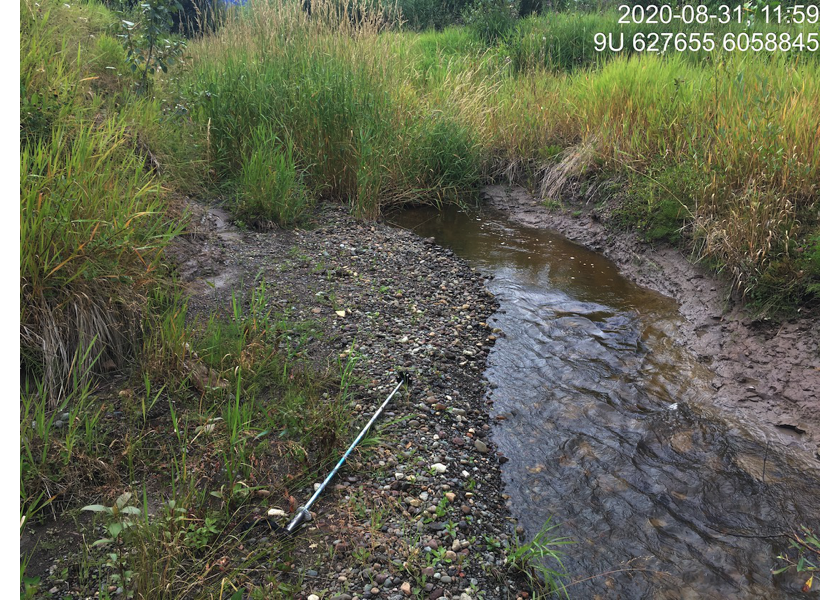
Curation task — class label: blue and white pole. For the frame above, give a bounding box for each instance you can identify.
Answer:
[283,371,410,535]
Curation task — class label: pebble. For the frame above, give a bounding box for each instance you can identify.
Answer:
[164,206,515,600]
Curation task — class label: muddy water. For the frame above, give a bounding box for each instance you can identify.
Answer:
[392,206,820,599]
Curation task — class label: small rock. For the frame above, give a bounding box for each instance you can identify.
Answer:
[400,582,411,596]
[431,463,447,474]
[444,550,457,561]
[445,492,456,502]
[474,440,489,453]
[308,595,320,600]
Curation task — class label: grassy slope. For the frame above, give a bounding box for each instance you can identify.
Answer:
[21,4,358,598]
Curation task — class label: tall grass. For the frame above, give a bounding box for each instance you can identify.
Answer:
[502,10,820,74]
[20,0,184,400]
[20,116,182,400]
[186,0,481,217]
[235,124,311,227]
[181,0,818,305]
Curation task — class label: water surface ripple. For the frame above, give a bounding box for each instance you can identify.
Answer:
[393,206,819,599]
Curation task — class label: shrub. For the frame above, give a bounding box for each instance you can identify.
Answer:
[463,0,519,44]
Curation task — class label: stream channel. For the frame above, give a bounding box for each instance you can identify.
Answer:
[391,205,820,599]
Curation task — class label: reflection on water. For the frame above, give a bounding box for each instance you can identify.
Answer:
[392,206,819,599]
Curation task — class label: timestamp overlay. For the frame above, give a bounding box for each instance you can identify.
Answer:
[594,4,819,54]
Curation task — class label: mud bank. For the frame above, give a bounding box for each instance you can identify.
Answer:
[482,184,820,461]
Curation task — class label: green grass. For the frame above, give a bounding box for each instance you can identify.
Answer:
[501,10,819,74]
[235,124,311,227]
[506,521,573,599]
[185,0,482,217]
[20,0,186,400]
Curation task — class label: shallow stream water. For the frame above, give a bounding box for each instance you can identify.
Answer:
[392,205,820,599]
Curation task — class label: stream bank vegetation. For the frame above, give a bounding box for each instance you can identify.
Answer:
[21,0,818,596]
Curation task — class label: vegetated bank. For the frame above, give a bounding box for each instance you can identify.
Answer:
[20,0,819,596]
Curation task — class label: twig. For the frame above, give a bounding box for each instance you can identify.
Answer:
[567,567,676,588]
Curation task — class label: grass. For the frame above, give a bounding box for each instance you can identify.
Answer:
[175,0,819,310]
[186,0,482,217]
[21,283,361,597]
[506,521,574,599]
[20,0,185,401]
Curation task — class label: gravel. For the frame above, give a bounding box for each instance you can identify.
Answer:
[173,200,532,599]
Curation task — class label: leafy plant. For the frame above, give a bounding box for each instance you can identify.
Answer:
[82,492,143,597]
[773,526,820,592]
[117,0,187,91]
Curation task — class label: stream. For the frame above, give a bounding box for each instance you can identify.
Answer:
[392,205,820,599]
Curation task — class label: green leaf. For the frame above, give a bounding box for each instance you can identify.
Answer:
[92,538,114,547]
[107,522,124,538]
[116,492,132,509]
[121,506,141,515]
[82,504,109,513]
